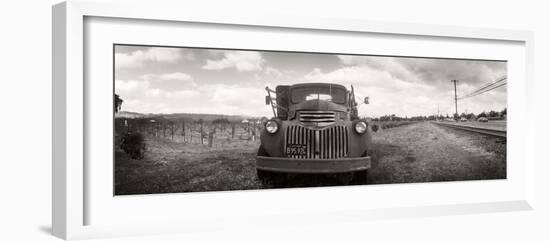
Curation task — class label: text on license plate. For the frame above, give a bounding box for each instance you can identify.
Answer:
[286,144,307,156]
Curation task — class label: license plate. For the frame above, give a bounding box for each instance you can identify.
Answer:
[286,144,307,156]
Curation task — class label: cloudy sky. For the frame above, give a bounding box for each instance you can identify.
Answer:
[115,45,507,118]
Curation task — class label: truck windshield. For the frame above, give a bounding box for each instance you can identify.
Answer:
[290,85,346,104]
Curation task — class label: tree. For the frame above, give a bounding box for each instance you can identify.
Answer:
[478,112,487,118]
[114,94,123,113]
[212,118,230,125]
[501,108,507,117]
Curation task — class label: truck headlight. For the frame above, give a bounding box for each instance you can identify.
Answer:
[354,121,367,134]
[265,120,279,134]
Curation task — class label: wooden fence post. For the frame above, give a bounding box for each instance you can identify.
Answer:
[181,121,186,142]
[208,128,215,147]
[190,123,194,143]
[254,121,257,140]
[170,122,174,141]
[200,121,204,144]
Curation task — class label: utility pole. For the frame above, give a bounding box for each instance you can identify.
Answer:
[451,80,458,121]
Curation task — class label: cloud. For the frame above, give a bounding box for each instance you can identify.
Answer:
[157,72,193,81]
[145,88,200,99]
[264,66,283,78]
[115,78,202,114]
[338,55,506,91]
[303,65,431,92]
[140,72,197,90]
[301,59,507,117]
[301,65,441,117]
[334,55,507,116]
[115,76,270,116]
[115,46,506,118]
[202,51,264,72]
[115,79,150,99]
[208,84,270,116]
[339,55,415,82]
[115,48,189,69]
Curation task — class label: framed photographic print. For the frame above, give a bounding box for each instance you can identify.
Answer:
[112,44,509,195]
[52,0,535,240]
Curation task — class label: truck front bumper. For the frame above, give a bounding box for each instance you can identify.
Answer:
[256,156,371,174]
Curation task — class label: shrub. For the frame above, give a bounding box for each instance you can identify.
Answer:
[120,132,146,159]
[371,124,379,132]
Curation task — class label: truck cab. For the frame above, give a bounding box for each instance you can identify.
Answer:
[256,83,372,184]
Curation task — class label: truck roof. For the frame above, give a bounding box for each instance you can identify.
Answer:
[289,83,347,90]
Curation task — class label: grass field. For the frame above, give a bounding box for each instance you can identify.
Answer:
[368,122,506,184]
[115,121,506,195]
[115,137,262,195]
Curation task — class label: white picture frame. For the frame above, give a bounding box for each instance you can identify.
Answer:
[52,0,535,240]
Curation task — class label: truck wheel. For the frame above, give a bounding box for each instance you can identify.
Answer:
[352,170,368,185]
[257,169,268,181]
[257,169,279,186]
[337,172,354,185]
[256,146,274,185]
[257,145,268,156]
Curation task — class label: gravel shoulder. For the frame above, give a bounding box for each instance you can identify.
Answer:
[439,120,506,131]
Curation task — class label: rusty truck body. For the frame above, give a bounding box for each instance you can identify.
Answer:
[256,83,372,184]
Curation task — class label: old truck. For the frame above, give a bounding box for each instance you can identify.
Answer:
[256,83,372,184]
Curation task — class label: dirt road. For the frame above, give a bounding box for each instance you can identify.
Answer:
[115,122,506,195]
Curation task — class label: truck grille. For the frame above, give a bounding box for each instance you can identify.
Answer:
[285,125,349,159]
[299,111,335,127]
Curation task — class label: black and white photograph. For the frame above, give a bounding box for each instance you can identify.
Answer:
[114,44,507,195]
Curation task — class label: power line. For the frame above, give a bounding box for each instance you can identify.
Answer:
[463,82,506,99]
[458,75,507,100]
[458,76,506,99]
[459,81,506,100]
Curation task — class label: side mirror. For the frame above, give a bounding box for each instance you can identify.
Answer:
[364,97,369,104]
[265,96,271,105]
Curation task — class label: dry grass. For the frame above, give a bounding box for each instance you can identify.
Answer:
[368,122,506,184]
[115,137,263,195]
[370,121,416,132]
[115,121,507,195]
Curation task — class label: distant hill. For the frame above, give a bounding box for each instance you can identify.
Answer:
[115,111,262,123]
[161,113,257,122]
[115,111,148,119]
